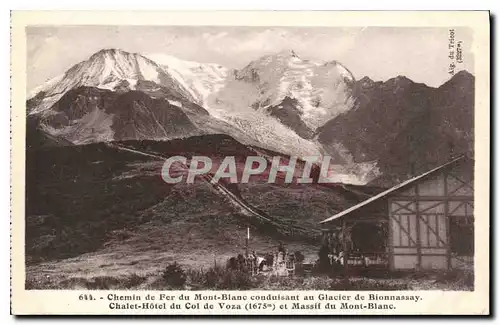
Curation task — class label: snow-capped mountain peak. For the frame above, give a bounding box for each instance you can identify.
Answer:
[28,48,197,114]
[33,49,156,96]
[145,53,228,107]
[26,48,385,184]
[213,50,356,130]
[271,49,300,59]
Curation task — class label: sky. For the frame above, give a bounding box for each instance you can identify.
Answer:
[26,26,474,91]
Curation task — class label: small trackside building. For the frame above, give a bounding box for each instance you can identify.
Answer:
[319,156,474,271]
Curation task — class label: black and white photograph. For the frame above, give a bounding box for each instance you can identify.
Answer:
[9,10,490,315]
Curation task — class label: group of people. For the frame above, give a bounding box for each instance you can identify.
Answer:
[318,244,345,272]
[226,252,269,273]
[226,242,296,275]
[246,251,267,274]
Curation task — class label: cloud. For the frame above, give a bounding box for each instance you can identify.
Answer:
[30,36,62,66]
[26,26,474,90]
[27,34,70,88]
[202,31,228,42]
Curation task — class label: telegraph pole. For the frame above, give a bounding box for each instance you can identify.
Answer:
[246,227,249,257]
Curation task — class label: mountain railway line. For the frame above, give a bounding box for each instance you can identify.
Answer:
[105,142,313,239]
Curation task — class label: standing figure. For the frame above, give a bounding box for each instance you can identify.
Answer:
[278,242,285,254]
[248,251,257,274]
[236,254,246,272]
[318,244,331,273]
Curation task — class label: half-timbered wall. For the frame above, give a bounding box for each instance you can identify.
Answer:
[388,161,474,270]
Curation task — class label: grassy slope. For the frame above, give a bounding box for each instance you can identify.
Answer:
[25,136,383,288]
[25,145,171,263]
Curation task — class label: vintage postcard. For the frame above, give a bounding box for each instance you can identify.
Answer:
[10,11,490,315]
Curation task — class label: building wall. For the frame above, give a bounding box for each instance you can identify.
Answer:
[388,160,474,270]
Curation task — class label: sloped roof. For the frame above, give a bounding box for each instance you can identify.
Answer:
[319,156,467,224]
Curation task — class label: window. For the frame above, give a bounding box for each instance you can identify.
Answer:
[350,222,387,252]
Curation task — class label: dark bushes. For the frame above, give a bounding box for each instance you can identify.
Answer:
[187,266,254,290]
[162,262,187,288]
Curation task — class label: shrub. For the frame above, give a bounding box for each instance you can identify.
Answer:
[162,262,187,288]
[185,268,206,288]
[459,270,474,290]
[25,279,36,290]
[434,269,474,290]
[329,278,410,291]
[123,274,147,289]
[186,265,256,290]
[219,270,253,290]
[204,266,224,288]
[57,276,122,290]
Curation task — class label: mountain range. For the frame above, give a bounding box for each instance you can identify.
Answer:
[317,71,474,185]
[25,48,475,284]
[27,48,474,185]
